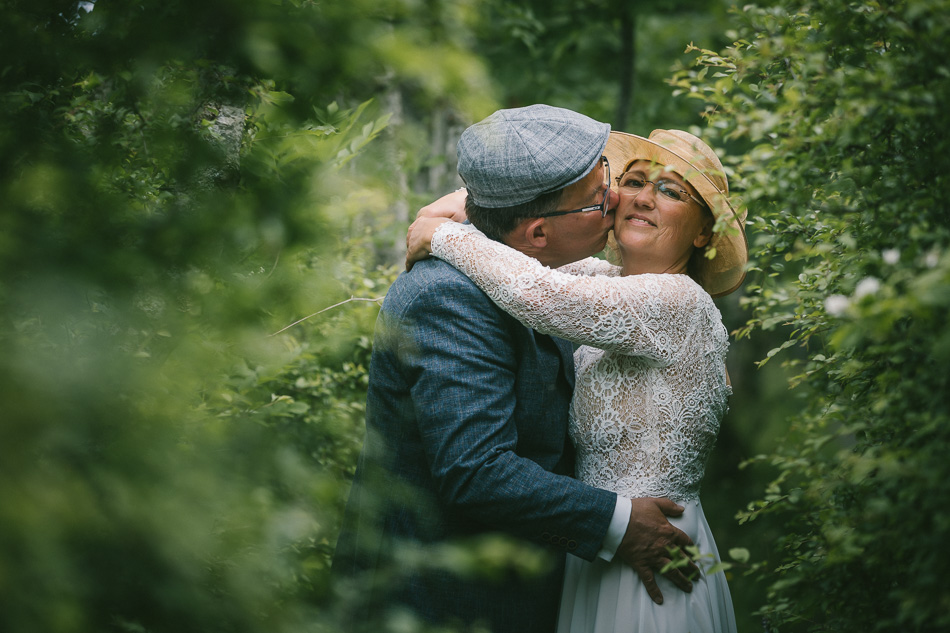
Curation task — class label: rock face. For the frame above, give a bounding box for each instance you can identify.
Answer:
[199,102,245,189]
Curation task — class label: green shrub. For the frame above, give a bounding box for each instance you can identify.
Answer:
[672,1,950,630]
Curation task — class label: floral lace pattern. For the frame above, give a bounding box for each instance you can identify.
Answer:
[431,222,731,502]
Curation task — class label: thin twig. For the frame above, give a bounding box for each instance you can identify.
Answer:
[265,249,281,280]
[270,296,383,336]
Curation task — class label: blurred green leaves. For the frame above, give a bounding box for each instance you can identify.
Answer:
[0,0,491,631]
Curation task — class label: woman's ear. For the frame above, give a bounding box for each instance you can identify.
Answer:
[693,216,713,249]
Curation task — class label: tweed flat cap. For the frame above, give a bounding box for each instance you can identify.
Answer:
[457,104,611,208]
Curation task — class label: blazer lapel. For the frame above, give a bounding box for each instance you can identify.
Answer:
[549,334,576,390]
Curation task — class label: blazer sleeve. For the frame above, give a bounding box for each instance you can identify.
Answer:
[393,260,616,561]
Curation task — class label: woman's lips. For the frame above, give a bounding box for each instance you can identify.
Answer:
[624,213,656,227]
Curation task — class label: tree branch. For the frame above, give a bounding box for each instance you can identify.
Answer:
[270,296,384,336]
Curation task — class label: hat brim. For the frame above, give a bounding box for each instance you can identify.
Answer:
[604,131,748,298]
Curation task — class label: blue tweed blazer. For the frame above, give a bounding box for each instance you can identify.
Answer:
[334,256,616,632]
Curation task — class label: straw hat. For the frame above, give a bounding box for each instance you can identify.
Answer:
[604,129,748,298]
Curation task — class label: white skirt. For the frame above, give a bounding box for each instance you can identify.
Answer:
[556,499,737,633]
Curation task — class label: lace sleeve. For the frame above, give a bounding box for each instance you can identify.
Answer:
[430,222,708,363]
[557,257,621,278]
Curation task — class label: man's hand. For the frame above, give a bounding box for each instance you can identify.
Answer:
[416,188,468,222]
[615,497,698,605]
[405,216,451,271]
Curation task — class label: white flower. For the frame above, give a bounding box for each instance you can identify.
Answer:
[854,277,881,299]
[926,251,940,268]
[882,249,900,265]
[824,294,850,317]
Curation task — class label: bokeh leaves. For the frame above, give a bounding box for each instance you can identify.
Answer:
[0,1,490,631]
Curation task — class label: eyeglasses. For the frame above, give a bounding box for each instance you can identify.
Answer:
[616,172,705,206]
[539,156,611,218]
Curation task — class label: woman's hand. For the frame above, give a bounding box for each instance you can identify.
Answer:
[406,188,467,271]
[416,188,467,222]
[406,216,451,271]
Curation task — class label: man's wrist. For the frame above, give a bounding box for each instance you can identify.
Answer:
[596,495,632,561]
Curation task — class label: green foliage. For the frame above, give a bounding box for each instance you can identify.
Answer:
[470,0,734,130]
[672,1,950,630]
[22,0,941,631]
[0,1,490,631]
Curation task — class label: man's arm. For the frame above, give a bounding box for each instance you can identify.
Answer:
[397,261,615,559]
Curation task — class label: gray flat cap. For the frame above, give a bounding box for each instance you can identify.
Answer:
[457,104,610,208]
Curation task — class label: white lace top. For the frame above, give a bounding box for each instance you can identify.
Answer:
[430,222,731,502]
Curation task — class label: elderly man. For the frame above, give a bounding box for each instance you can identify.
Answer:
[333,105,693,632]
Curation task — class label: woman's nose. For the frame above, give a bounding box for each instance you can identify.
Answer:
[634,186,656,207]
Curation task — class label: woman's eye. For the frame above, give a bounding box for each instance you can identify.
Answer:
[658,183,683,201]
[623,178,645,188]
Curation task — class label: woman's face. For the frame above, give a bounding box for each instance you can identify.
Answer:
[613,160,712,274]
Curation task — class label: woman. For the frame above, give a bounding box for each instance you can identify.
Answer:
[407,129,747,633]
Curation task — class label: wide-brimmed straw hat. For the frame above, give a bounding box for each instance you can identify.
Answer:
[604,129,748,298]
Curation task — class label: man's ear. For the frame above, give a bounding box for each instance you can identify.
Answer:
[504,217,547,254]
[525,218,548,248]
